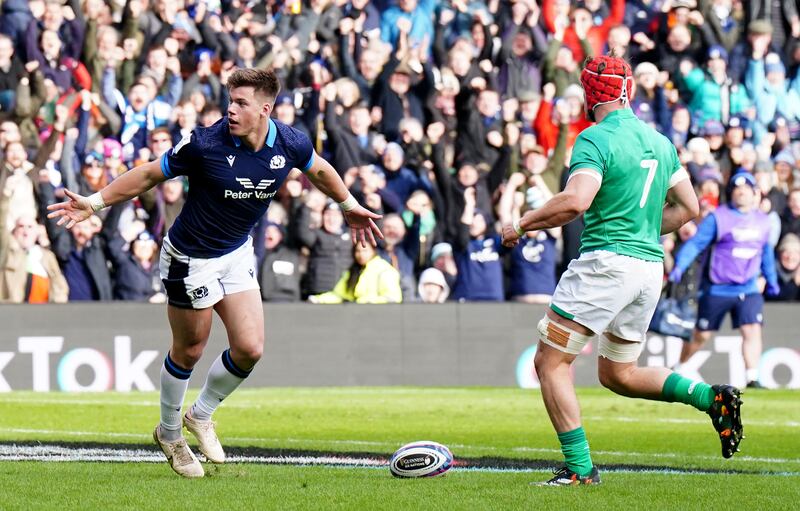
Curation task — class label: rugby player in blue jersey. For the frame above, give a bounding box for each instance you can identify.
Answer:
[47,68,383,478]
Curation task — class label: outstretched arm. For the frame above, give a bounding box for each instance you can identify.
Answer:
[46,159,166,229]
[501,173,600,246]
[304,152,384,246]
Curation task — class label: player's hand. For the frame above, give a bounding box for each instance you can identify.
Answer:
[46,189,94,229]
[344,204,384,247]
[766,281,781,297]
[667,267,683,284]
[501,222,521,248]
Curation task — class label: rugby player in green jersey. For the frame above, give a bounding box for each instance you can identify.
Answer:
[502,55,744,486]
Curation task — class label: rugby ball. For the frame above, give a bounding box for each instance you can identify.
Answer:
[389,441,453,478]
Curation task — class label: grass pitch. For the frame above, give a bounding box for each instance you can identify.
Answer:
[0,387,798,510]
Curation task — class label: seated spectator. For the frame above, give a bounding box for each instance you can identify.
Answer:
[259,222,301,303]
[770,233,800,301]
[417,267,450,303]
[0,212,68,303]
[309,242,402,304]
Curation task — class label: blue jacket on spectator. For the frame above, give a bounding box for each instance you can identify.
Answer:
[745,58,800,144]
[380,0,435,52]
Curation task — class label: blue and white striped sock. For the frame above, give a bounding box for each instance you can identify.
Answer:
[160,353,192,441]
[190,349,252,422]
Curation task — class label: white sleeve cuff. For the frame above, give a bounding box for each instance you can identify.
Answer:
[567,169,603,185]
[669,167,690,189]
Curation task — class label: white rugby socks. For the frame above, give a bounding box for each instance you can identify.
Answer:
[190,349,251,421]
[160,353,193,441]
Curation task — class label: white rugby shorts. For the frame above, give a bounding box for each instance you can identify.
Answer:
[159,236,260,309]
[549,250,663,343]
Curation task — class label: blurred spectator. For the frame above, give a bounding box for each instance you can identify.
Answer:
[746,52,800,144]
[0,212,68,303]
[543,0,625,62]
[499,163,560,303]
[309,241,402,304]
[746,0,800,51]
[430,242,457,291]
[771,151,796,214]
[380,0,435,53]
[534,83,591,155]
[699,0,743,54]
[417,267,450,303]
[379,212,419,301]
[0,34,24,111]
[770,233,800,301]
[292,198,353,297]
[259,222,301,303]
[379,142,433,207]
[631,62,671,134]
[451,188,505,302]
[43,184,118,302]
[728,19,781,85]
[160,178,185,233]
[679,45,749,126]
[109,230,165,302]
[781,187,800,239]
[323,95,378,175]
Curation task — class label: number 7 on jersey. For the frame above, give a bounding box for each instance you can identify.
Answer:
[639,159,658,208]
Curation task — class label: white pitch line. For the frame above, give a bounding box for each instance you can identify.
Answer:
[511,446,799,465]
[1,445,799,477]
[1,427,799,466]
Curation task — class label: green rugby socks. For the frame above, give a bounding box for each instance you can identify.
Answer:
[661,373,715,412]
[558,427,594,478]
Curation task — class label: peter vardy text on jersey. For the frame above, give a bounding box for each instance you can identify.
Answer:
[224,189,278,200]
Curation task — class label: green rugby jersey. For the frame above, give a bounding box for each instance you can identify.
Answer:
[568,108,682,262]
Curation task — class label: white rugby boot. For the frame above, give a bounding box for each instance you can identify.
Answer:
[183,410,226,464]
[153,425,205,478]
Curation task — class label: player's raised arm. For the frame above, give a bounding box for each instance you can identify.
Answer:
[46,159,167,229]
[661,169,699,235]
[304,150,384,247]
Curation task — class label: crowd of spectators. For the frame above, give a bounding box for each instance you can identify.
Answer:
[1,0,800,305]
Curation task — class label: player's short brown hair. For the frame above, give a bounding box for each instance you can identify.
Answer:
[227,68,281,102]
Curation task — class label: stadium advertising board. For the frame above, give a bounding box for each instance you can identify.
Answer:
[0,304,798,391]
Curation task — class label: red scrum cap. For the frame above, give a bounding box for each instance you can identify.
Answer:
[580,55,634,115]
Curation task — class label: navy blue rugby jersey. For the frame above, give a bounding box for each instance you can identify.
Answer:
[160,117,314,258]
